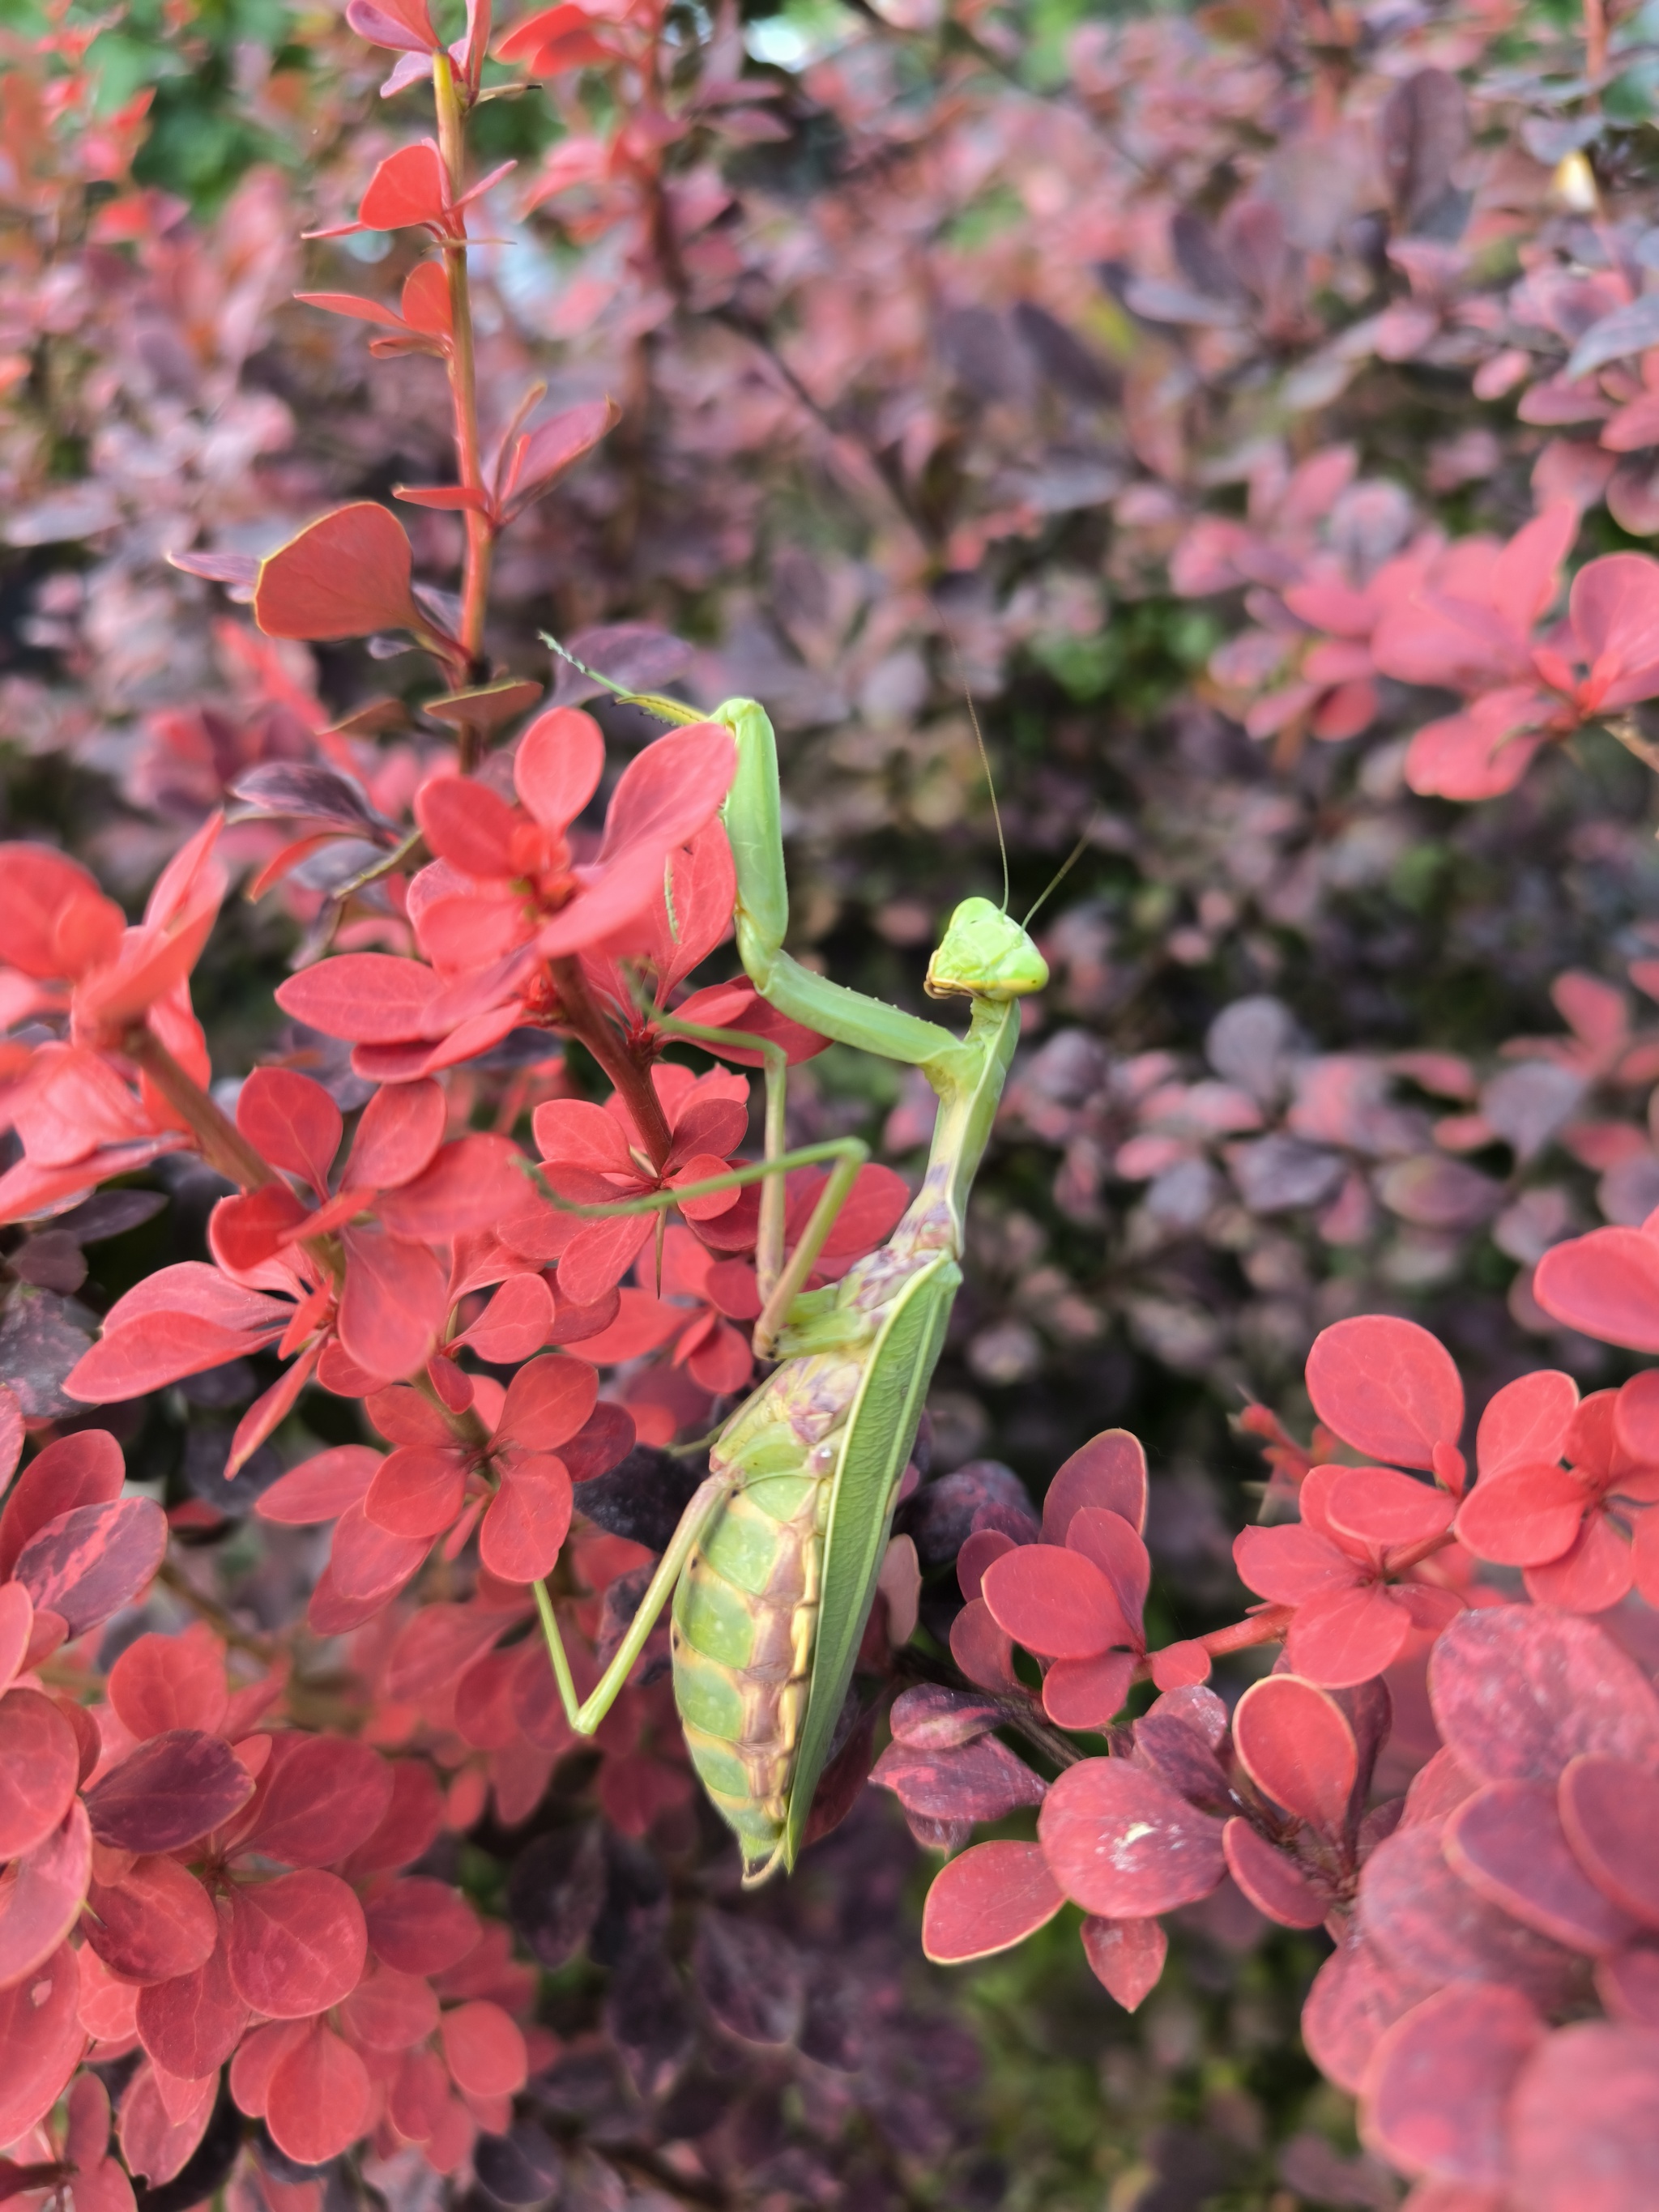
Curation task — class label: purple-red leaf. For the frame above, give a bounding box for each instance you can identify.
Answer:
[12,1497,166,1635]
[1038,1758,1226,1917]
[1361,1983,1546,2186]
[1446,1778,1638,1954]
[920,1840,1064,1964]
[84,1728,254,1852]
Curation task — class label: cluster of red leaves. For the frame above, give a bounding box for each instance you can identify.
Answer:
[893,1306,1659,2210]
[0,1421,541,2187]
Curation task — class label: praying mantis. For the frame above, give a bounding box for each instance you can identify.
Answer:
[531,685,1049,1885]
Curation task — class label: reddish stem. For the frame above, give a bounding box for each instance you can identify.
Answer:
[433,50,496,765]
[125,1025,279,1192]
[549,956,675,1167]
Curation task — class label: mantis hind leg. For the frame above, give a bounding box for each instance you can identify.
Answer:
[534,1467,738,1735]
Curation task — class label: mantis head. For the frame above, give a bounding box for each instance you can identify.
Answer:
[925,897,1048,1002]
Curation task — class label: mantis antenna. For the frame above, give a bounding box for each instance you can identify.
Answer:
[540,632,693,725]
[1021,814,1097,931]
[938,617,1009,914]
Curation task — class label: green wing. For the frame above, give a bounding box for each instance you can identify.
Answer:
[783,1254,961,1869]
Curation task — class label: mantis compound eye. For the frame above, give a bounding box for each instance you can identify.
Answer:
[924,897,1049,1001]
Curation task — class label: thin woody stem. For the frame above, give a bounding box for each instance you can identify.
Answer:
[548,955,676,1167]
[433,49,495,763]
[1126,1604,1298,1684]
[123,1025,279,1192]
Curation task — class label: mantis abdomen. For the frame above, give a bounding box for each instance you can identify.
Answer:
[669,1218,962,1882]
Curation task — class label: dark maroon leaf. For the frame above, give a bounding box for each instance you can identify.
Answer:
[85,1728,254,1852]
[474,2125,565,2206]
[1377,69,1469,226]
[870,1734,1046,1822]
[888,1685,1005,1750]
[0,1294,97,1421]
[548,624,693,707]
[14,1497,167,1635]
[901,1461,1038,1570]
[602,1936,693,2100]
[572,1446,702,1554]
[231,763,390,834]
[693,1912,805,2048]
[507,1824,607,1971]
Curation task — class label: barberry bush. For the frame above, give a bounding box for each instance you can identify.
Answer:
[11,0,1659,2206]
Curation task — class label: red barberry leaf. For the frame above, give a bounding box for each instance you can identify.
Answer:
[118,2062,215,2187]
[1476,1369,1579,1480]
[1427,1605,1659,1784]
[1301,1927,1437,2096]
[871,1735,1046,1822]
[1324,1465,1456,1557]
[479,1454,573,1583]
[134,1907,249,2078]
[82,1856,218,1984]
[1361,1982,1546,2187]
[1064,1507,1150,1634]
[1305,1315,1464,1470]
[1507,2020,1659,2212]
[1078,1914,1166,2010]
[254,504,424,642]
[339,1225,449,1382]
[1359,1824,1578,2008]
[364,1876,480,1974]
[237,1068,343,1195]
[920,1840,1065,1964]
[1456,1462,1586,1567]
[275,953,442,1046]
[240,1737,396,1868]
[0,1800,91,1989]
[1533,1225,1659,1351]
[1042,1647,1137,1730]
[108,1623,228,1741]
[1286,1580,1414,1688]
[497,1353,599,1450]
[0,1944,84,2144]
[1038,1758,1226,1917]
[338,1963,441,2051]
[1446,1778,1638,1954]
[1559,1754,1659,1926]
[981,1543,1132,1660]
[0,1686,79,1858]
[1041,1430,1149,1541]
[365,1446,467,1539]
[439,2000,527,2097]
[454,1274,552,1363]
[256,1444,382,1525]
[1223,1818,1329,1929]
[266,2022,373,2166]
[949,1595,1017,1691]
[84,1728,254,1852]
[1233,1675,1358,1832]
[227,1869,369,2018]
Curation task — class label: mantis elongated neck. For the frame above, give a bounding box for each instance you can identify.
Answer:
[912,995,1022,1251]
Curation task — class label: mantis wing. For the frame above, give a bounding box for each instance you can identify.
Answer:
[783,1252,961,1871]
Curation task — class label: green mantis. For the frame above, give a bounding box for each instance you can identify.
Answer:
[532,692,1047,1884]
